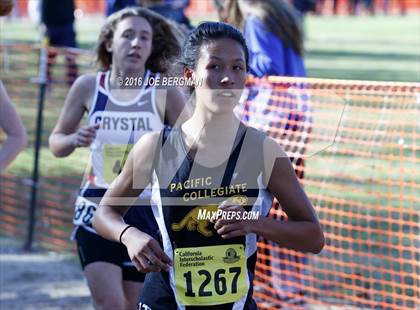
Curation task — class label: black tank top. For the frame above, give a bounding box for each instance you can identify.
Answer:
[148,123,274,309]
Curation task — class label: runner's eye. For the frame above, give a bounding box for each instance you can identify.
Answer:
[122,31,134,39]
[208,64,220,70]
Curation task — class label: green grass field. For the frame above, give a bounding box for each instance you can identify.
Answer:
[304,15,419,81]
[1,14,419,81]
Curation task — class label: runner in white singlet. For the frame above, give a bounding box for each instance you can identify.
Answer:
[49,8,189,310]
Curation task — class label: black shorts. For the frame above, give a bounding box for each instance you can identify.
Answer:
[46,23,77,47]
[138,272,258,310]
[75,226,145,282]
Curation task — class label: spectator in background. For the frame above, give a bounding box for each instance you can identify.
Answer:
[106,0,137,16]
[363,0,375,15]
[0,1,27,173]
[105,0,192,31]
[216,0,306,78]
[27,0,41,24]
[351,0,375,15]
[384,0,407,15]
[316,0,375,16]
[316,0,339,15]
[142,0,192,30]
[292,0,316,18]
[41,0,78,86]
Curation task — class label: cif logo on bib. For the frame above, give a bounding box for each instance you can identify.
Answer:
[171,195,248,237]
[223,248,240,264]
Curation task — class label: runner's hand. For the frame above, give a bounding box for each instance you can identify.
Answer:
[213,203,255,239]
[72,123,99,148]
[121,227,172,273]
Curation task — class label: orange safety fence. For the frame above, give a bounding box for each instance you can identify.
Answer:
[239,76,419,309]
[0,43,93,251]
[1,43,419,309]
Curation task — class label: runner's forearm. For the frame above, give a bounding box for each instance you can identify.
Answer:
[49,133,77,157]
[92,203,130,243]
[252,217,324,253]
[0,134,27,172]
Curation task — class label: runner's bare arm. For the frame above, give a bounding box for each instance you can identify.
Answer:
[49,74,96,157]
[93,131,158,240]
[215,137,324,253]
[0,81,27,172]
[258,137,324,253]
[93,131,172,272]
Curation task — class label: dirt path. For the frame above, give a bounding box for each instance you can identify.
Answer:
[0,237,93,310]
[0,237,359,310]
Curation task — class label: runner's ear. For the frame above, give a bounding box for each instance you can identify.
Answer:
[105,39,113,53]
[184,67,194,80]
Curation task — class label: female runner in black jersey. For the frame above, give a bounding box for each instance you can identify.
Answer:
[93,22,323,309]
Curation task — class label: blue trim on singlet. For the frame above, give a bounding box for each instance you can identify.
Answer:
[79,187,106,198]
[90,91,108,118]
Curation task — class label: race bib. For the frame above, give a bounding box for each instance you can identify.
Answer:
[102,144,133,184]
[174,244,247,306]
[73,196,97,226]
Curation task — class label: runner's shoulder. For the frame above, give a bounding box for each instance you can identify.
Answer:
[131,131,161,160]
[263,135,287,162]
[73,73,96,89]
[68,74,97,108]
[70,73,97,96]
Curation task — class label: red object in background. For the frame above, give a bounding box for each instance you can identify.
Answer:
[15,0,27,15]
[74,0,105,15]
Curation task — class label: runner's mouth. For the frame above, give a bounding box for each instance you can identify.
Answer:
[127,53,141,60]
[218,91,235,97]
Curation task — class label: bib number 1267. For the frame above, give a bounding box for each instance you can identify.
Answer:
[184,267,241,297]
[174,244,247,306]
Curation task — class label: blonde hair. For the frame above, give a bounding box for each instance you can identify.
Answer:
[220,0,244,29]
[96,7,183,72]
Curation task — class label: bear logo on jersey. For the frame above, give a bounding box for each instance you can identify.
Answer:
[171,196,249,237]
[171,204,219,237]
